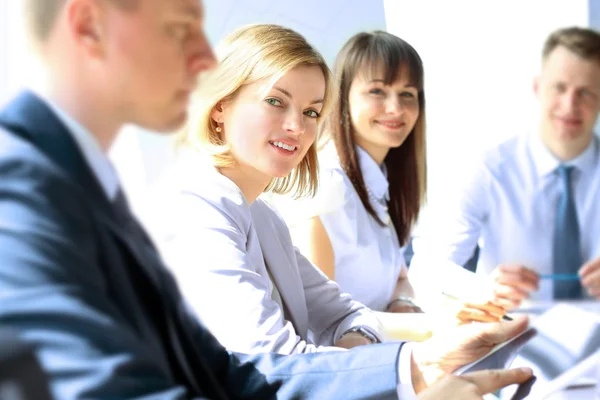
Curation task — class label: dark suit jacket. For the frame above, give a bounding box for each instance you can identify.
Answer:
[0,92,405,399]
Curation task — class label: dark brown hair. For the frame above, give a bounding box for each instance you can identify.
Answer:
[324,31,427,245]
[542,26,600,62]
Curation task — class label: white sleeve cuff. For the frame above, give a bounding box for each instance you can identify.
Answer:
[397,342,418,399]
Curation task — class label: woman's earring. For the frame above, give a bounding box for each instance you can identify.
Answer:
[215,126,222,133]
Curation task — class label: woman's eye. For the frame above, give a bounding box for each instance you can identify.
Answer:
[400,91,416,98]
[304,109,320,118]
[265,98,282,107]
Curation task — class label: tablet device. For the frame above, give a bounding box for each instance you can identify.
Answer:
[459,304,600,399]
[454,327,538,375]
[510,376,537,400]
[505,304,600,399]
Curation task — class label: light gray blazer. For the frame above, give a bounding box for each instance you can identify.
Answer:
[147,153,383,355]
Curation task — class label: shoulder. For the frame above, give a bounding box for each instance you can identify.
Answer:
[0,125,69,182]
[0,127,99,281]
[145,152,251,238]
[479,135,524,178]
[0,126,92,216]
[251,197,289,233]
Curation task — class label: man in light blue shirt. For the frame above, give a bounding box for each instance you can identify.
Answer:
[410,27,600,310]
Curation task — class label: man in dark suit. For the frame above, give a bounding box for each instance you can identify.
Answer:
[0,0,533,398]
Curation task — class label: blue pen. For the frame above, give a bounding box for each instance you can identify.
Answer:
[539,273,580,280]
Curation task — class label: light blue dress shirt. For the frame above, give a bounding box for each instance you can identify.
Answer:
[410,133,600,301]
[276,143,406,311]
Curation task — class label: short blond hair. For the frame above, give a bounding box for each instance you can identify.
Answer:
[179,24,333,198]
[543,26,600,62]
[24,0,136,43]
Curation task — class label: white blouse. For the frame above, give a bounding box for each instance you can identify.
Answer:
[275,143,406,311]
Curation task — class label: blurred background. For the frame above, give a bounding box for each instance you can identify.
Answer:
[1,0,599,227]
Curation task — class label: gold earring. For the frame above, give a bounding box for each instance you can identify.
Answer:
[215,126,222,133]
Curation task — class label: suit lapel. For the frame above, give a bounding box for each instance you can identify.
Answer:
[0,91,224,397]
[250,201,309,339]
[0,91,164,288]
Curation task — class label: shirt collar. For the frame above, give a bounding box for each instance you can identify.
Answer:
[529,132,598,178]
[37,94,120,201]
[356,145,389,201]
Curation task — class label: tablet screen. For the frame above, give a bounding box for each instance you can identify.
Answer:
[454,327,538,375]
[507,304,600,398]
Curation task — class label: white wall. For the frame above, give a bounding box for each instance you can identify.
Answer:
[0,2,34,108]
[383,0,590,227]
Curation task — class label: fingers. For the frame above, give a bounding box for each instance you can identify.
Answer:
[580,260,600,297]
[579,257,600,278]
[490,295,520,311]
[456,309,501,323]
[495,264,540,292]
[489,265,539,310]
[463,368,533,395]
[478,315,529,345]
[493,282,530,301]
[456,302,506,323]
[586,285,600,298]
[463,301,505,316]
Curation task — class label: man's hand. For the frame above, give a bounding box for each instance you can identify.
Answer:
[417,368,533,400]
[489,264,539,310]
[334,332,371,349]
[445,265,538,323]
[455,301,507,323]
[410,316,530,390]
[580,257,600,299]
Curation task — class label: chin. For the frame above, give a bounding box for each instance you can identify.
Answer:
[267,166,295,179]
[556,129,584,142]
[146,112,188,134]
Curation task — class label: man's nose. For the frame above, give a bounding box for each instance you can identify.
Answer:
[188,32,217,77]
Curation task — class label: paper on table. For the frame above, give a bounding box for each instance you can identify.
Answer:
[415,265,495,318]
[374,312,433,342]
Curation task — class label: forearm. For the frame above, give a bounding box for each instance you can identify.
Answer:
[392,274,417,299]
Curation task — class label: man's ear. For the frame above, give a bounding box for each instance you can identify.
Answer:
[533,76,540,97]
[67,0,106,58]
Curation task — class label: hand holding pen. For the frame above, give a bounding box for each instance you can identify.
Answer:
[538,256,600,299]
[437,264,539,324]
[441,292,512,323]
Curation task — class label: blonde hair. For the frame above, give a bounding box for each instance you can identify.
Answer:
[24,0,136,44]
[542,26,600,62]
[179,24,333,198]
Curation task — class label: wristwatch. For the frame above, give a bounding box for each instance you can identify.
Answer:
[342,326,380,344]
[386,296,417,310]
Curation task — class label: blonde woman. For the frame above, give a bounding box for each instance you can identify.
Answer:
[147,24,385,355]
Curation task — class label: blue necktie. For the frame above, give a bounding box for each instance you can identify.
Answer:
[552,165,583,299]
